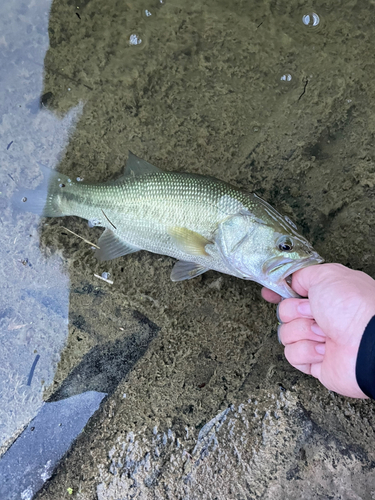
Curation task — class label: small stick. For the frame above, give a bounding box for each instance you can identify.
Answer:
[61,226,100,249]
[94,273,113,285]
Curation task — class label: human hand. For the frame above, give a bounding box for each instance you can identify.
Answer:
[262,263,375,398]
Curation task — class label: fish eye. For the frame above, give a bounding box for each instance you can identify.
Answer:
[277,236,294,252]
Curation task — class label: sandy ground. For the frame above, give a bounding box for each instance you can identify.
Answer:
[2,0,375,498]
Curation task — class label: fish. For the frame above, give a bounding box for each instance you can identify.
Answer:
[12,152,324,298]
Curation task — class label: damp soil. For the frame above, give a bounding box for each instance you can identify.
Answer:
[3,0,375,498]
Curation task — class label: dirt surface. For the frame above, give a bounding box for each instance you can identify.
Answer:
[2,0,375,498]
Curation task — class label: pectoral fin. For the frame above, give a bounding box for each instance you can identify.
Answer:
[95,229,141,261]
[171,261,209,281]
[168,227,211,256]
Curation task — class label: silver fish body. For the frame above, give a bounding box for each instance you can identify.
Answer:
[13,152,324,297]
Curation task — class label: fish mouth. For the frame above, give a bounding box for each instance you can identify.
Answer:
[263,252,324,297]
[280,253,324,281]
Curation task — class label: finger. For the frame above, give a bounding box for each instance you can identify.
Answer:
[310,362,322,380]
[278,318,326,346]
[277,298,314,323]
[284,340,325,366]
[261,287,282,304]
[291,264,323,297]
[291,263,344,297]
[293,363,312,375]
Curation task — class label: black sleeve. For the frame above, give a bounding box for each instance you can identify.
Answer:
[356,315,375,399]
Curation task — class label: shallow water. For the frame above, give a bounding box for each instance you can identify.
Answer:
[1,0,375,498]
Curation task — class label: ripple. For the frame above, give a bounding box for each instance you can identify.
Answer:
[300,9,324,32]
[277,71,298,92]
[141,0,166,20]
[127,30,147,50]
[302,12,320,28]
[142,9,153,20]
[129,33,143,46]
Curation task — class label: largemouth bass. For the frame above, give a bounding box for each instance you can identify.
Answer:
[12,152,323,298]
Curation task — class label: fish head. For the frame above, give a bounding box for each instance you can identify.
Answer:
[216,203,324,298]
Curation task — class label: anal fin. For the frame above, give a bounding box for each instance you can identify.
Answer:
[95,228,140,262]
[171,261,209,281]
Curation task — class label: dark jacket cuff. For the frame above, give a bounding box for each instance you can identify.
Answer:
[356,315,375,399]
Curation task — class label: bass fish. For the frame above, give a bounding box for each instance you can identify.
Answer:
[13,152,323,298]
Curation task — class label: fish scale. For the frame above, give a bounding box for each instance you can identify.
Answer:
[65,173,247,250]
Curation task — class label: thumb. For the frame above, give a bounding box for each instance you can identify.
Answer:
[291,263,328,297]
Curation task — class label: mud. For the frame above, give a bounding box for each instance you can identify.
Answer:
[2,0,375,498]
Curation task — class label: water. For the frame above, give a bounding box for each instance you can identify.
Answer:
[1,0,375,498]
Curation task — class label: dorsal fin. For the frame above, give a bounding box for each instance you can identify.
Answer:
[126,151,162,176]
[107,152,163,185]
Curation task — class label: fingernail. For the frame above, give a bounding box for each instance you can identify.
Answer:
[297,302,312,317]
[277,324,282,344]
[315,344,325,355]
[311,324,325,337]
[276,304,282,323]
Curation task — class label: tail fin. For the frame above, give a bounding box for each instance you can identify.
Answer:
[11,165,71,217]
